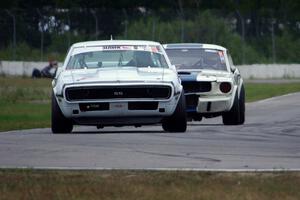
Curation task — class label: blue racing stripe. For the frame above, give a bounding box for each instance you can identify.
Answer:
[186,107,197,112]
[178,73,198,82]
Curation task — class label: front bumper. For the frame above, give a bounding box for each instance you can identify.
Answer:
[57,97,179,119]
[184,84,237,114]
[54,83,182,126]
[196,95,233,113]
[55,82,182,119]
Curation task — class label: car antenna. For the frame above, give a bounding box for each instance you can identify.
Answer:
[110,35,113,40]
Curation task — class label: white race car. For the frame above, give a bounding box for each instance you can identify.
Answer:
[52,40,187,133]
[164,43,245,125]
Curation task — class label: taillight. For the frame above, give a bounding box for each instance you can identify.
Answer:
[219,82,231,93]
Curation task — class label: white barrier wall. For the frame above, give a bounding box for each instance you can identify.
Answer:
[237,64,300,79]
[0,61,63,77]
[0,61,300,79]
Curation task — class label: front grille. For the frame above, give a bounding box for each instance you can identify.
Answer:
[182,81,211,93]
[65,85,172,101]
[128,102,158,110]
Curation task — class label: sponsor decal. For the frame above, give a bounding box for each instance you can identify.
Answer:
[120,46,133,50]
[151,46,158,53]
[205,49,218,53]
[87,104,100,109]
[136,45,147,50]
[103,45,121,50]
[99,45,163,54]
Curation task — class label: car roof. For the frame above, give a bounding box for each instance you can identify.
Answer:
[163,43,227,51]
[72,40,162,48]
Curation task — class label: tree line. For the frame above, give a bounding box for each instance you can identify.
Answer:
[0,0,299,64]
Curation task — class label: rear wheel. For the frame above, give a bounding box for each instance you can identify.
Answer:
[222,85,245,125]
[51,92,73,133]
[162,92,187,132]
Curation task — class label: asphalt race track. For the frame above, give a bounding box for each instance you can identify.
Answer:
[1,93,300,170]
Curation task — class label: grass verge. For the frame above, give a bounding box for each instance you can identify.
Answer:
[0,169,299,200]
[245,82,300,102]
[0,77,51,132]
[1,77,300,131]
[0,102,50,131]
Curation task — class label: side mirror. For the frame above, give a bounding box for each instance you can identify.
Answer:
[230,65,236,73]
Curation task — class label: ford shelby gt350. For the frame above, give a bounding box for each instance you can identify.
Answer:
[164,43,245,125]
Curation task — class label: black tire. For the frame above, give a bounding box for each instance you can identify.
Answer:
[192,114,202,122]
[239,85,245,124]
[222,84,245,125]
[162,92,187,132]
[51,92,73,133]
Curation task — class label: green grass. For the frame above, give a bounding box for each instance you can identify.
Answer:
[245,82,300,102]
[0,102,50,131]
[0,76,51,102]
[0,170,299,200]
[1,76,300,131]
[0,77,52,131]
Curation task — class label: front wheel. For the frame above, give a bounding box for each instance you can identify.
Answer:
[162,92,187,132]
[51,92,73,133]
[238,85,245,124]
[222,85,245,125]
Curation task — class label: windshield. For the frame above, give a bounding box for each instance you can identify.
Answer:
[67,46,168,69]
[166,48,227,71]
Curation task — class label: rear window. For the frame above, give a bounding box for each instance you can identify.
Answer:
[166,48,227,71]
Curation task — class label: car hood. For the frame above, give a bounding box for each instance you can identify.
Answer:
[178,69,232,82]
[65,67,174,84]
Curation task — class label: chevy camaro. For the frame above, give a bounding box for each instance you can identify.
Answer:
[52,40,187,133]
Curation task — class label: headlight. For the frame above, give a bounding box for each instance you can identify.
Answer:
[219,82,232,93]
